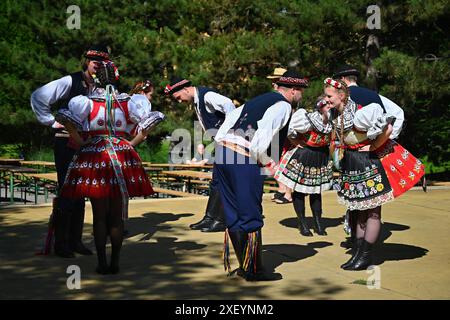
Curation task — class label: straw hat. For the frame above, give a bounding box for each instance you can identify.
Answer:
[266,67,287,79]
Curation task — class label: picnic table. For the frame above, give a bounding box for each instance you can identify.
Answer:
[160,170,212,193]
[0,158,23,166]
[22,173,58,203]
[19,161,56,171]
[141,162,213,170]
[0,165,39,203]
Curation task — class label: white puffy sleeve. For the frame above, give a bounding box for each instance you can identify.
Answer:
[354,103,394,140]
[128,97,165,133]
[130,94,152,115]
[288,108,311,137]
[379,95,404,139]
[55,95,91,131]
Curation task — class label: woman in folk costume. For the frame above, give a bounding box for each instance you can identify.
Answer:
[324,78,425,271]
[127,79,155,137]
[56,61,165,274]
[274,95,334,236]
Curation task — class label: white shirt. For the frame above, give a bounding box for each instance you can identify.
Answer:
[193,89,236,131]
[30,75,93,127]
[348,84,404,139]
[379,94,404,139]
[215,100,292,165]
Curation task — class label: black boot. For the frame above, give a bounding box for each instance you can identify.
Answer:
[345,240,374,271]
[296,210,312,237]
[201,192,226,232]
[69,204,93,255]
[96,249,109,275]
[341,238,364,269]
[54,208,75,258]
[190,189,218,230]
[243,231,282,282]
[312,210,327,235]
[228,230,247,277]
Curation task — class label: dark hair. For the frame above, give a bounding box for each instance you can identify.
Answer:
[345,75,358,83]
[94,61,118,88]
[129,80,153,95]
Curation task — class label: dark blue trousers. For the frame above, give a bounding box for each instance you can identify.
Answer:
[54,137,85,249]
[215,145,265,233]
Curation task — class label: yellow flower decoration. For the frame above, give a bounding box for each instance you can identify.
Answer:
[376,184,384,192]
[367,180,375,187]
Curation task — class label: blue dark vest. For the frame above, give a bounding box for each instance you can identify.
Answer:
[195,87,226,130]
[349,85,386,113]
[233,91,291,159]
[52,71,89,111]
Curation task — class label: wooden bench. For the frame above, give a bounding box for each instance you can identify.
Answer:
[152,187,200,198]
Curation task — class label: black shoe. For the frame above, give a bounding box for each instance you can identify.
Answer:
[109,265,120,274]
[345,240,374,271]
[341,238,364,269]
[71,242,93,255]
[299,223,313,237]
[244,271,283,281]
[55,247,75,258]
[271,191,284,202]
[312,211,327,235]
[190,216,214,230]
[96,265,110,275]
[201,220,226,232]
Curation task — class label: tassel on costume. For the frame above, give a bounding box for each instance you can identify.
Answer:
[243,230,259,274]
[223,229,231,273]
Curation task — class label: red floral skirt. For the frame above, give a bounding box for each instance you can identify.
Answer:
[61,136,154,199]
[375,140,425,198]
[335,140,425,211]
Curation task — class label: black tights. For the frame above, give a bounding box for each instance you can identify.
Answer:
[91,198,124,269]
[293,192,322,215]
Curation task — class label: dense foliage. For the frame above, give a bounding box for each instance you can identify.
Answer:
[0,0,448,164]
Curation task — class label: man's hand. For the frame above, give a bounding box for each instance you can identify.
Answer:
[52,121,65,129]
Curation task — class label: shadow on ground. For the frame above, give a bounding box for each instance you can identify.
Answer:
[279,216,343,234]
[340,222,429,265]
[0,207,347,299]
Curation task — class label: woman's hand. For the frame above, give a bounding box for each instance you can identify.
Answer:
[358,145,371,152]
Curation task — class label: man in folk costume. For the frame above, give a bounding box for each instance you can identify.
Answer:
[165,77,236,232]
[332,65,406,250]
[30,44,111,258]
[215,70,308,281]
[324,77,425,270]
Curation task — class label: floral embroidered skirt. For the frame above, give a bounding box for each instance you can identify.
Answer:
[60,136,154,199]
[334,140,424,211]
[274,145,333,194]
